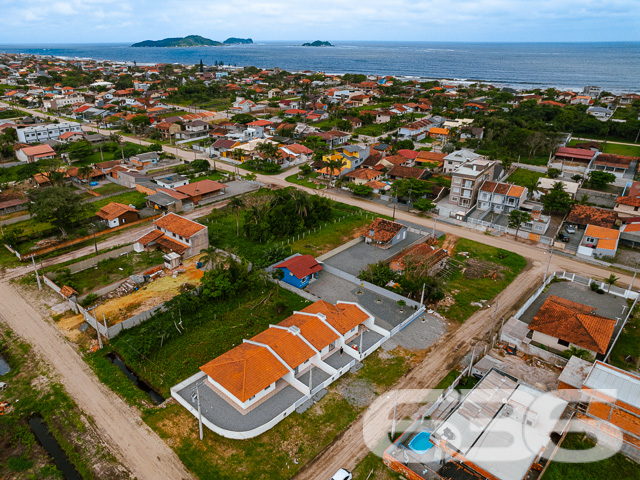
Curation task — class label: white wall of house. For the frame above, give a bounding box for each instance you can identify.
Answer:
[531,331,597,358]
[207,376,276,410]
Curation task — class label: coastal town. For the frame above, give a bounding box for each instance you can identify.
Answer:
[0,50,640,480]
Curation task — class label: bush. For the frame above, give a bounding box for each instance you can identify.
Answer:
[7,455,33,472]
[81,293,99,308]
[590,282,599,291]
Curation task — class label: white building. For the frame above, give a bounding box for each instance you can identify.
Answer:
[16,122,83,143]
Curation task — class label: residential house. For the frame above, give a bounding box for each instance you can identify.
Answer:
[313,130,350,149]
[527,295,616,358]
[558,360,640,462]
[273,254,323,289]
[174,179,226,205]
[577,224,620,258]
[554,146,597,164]
[175,120,210,140]
[587,106,614,121]
[414,151,446,170]
[389,243,448,276]
[198,300,379,412]
[96,202,140,228]
[58,131,86,143]
[571,95,593,105]
[386,165,428,181]
[442,149,486,174]
[397,118,432,141]
[134,213,208,259]
[16,122,82,143]
[363,218,408,248]
[590,154,637,179]
[15,144,56,163]
[154,121,181,140]
[365,180,390,194]
[129,151,159,168]
[345,168,382,185]
[615,195,640,219]
[116,171,152,189]
[396,149,419,166]
[154,174,189,189]
[566,204,617,229]
[477,181,527,213]
[336,144,369,169]
[146,188,191,214]
[428,127,450,140]
[211,138,241,158]
[449,159,497,209]
[279,143,313,165]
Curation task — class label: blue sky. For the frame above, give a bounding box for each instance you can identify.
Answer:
[0,0,639,43]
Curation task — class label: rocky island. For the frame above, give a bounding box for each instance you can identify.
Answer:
[132,35,253,47]
[302,40,333,47]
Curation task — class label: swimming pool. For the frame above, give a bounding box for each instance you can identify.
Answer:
[408,430,433,455]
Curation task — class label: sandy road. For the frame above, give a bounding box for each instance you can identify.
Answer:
[295,261,546,479]
[0,280,194,480]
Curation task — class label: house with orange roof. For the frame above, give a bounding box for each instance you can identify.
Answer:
[527,295,616,357]
[133,212,208,259]
[96,202,140,228]
[345,168,383,185]
[15,144,56,163]
[197,299,384,412]
[364,218,408,248]
[273,254,323,288]
[578,224,620,258]
[477,180,528,213]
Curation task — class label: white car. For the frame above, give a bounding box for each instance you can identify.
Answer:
[565,224,577,234]
[331,468,352,480]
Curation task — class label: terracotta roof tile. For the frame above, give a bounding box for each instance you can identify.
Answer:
[528,295,616,354]
[154,213,206,238]
[135,229,164,246]
[363,218,404,244]
[154,235,189,254]
[274,255,322,278]
[301,300,370,335]
[279,313,339,351]
[96,202,139,221]
[175,179,226,197]
[567,204,617,228]
[388,165,426,179]
[252,328,315,369]
[616,196,640,207]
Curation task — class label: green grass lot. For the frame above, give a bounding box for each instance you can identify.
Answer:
[89,190,147,212]
[515,155,549,166]
[71,142,146,167]
[439,238,527,323]
[355,123,392,136]
[102,285,311,398]
[140,346,411,480]
[607,303,640,371]
[285,172,325,190]
[507,168,546,187]
[0,327,120,479]
[53,251,164,295]
[543,432,640,480]
[91,183,129,195]
[603,143,640,157]
[202,200,369,263]
[190,171,226,182]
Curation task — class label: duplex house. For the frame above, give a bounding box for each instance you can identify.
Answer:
[449,159,497,209]
[477,181,527,213]
[199,300,379,412]
[274,254,323,289]
[96,202,140,228]
[134,213,208,259]
[527,295,616,358]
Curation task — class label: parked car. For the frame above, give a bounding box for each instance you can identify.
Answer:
[564,224,577,234]
[558,232,570,242]
[331,469,352,480]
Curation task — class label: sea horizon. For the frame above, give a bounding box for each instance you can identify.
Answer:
[2,40,639,92]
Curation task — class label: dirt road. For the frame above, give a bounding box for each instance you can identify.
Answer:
[294,260,546,479]
[0,280,194,480]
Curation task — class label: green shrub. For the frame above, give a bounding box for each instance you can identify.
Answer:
[7,455,33,472]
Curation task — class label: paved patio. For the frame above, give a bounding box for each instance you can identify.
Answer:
[176,376,304,433]
[297,366,331,389]
[324,349,356,370]
[323,230,425,276]
[348,329,386,353]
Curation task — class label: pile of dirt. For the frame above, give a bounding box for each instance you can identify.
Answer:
[463,258,505,281]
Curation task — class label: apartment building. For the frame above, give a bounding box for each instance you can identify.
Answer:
[449,159,497,209]
[16,122,83,143]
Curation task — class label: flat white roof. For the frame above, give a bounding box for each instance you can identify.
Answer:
[583,361,640,410]
[432,370,567,480]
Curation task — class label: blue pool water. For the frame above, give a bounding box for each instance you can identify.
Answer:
[408,431,434,455]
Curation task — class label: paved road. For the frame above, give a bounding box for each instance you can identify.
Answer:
[0,280,194,480]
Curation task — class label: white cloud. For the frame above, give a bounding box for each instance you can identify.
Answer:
[0,0,638,42]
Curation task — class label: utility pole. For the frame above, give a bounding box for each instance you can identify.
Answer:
[391,389,399,440]
[31,255,42,290]
[543,247,554,283]
[432,215,438,237]
[196,382,203,440]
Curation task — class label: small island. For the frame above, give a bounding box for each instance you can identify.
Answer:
[224,37,253,45]
[302,40,333,47]
[132,35,222,47]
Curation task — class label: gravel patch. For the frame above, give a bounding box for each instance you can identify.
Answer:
[338,378,376,408]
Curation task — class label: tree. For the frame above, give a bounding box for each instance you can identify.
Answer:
[67,140,93,160]
[191,159,210,172]
[130,114,151,134]
[228,196,245,236]
[413,198,435,212]
[298,163,312,176]
[325,158,347,183]
[29,186,90,237]
[442,143,455,154]
[77,165,94,182]
[231,113,256,124]
[547,167,562,179]
[542,182,573,214]
[604,274,619,292]
[348,183,373,196]
[508,210,532,240]
[587,171,616,190]
[561,346,594,362]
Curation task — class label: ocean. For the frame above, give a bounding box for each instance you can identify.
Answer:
[1,41,639,92]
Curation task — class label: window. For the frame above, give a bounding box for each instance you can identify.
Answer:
[329,342,335,351]
[264,385,270,392]
[557,339,570,347]
[249,395,256,401]
[534,225,543,231]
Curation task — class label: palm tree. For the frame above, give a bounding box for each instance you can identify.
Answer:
[199,246,223,270]
[604,274,619,292]
[228,197,245,236]
[326,158,347,184]
[290,190,310,217]
[78,165,94,183]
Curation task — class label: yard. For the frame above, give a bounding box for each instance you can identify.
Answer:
[355,123,392,137]
[507,168,546,187]
[543,432,640,480]
[438,237,528,323]
[603,143,640,157]
[285,172,325,190]
[88,190,147,212]
[51,250,164,295]
[91,183,129,195]
[607,302,640,371]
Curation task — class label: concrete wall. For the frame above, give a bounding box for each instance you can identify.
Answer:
[65,245,135,274]
[576,187,618,208]
[316,236,364,262]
